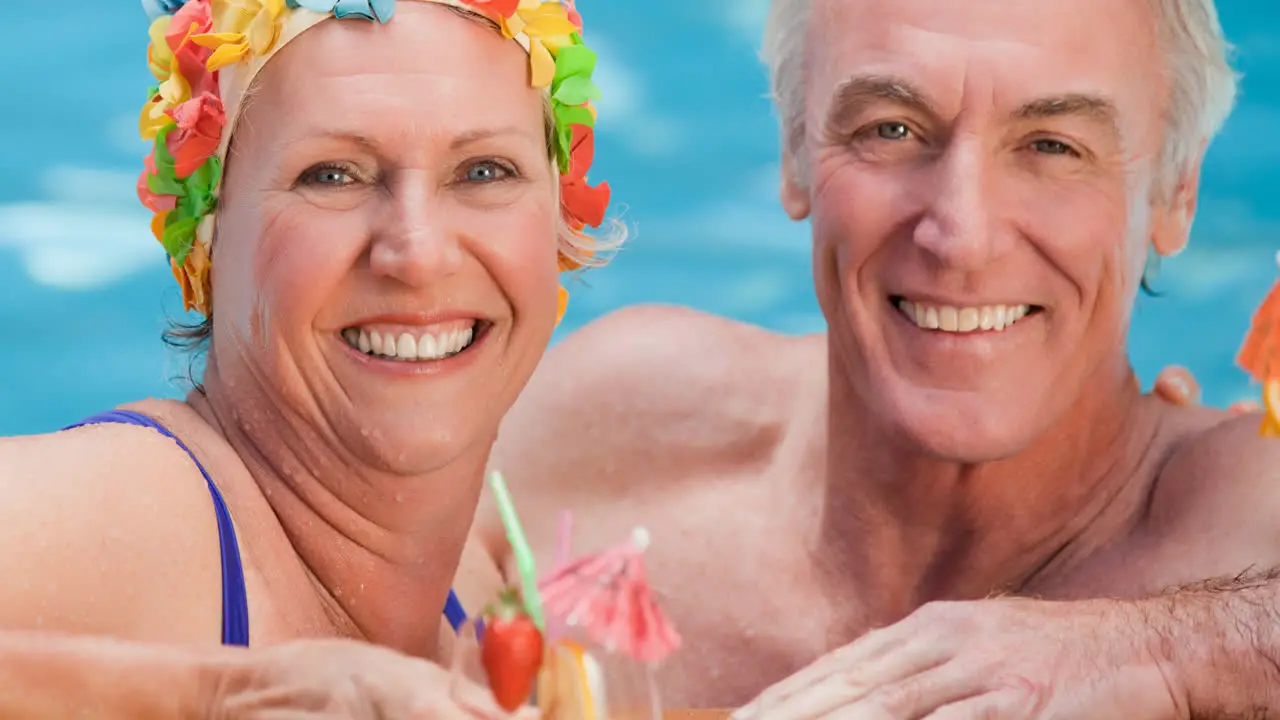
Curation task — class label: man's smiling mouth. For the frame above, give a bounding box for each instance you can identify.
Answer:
[891,297,1043,334]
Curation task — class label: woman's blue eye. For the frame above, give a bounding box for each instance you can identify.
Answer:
[304,165,353,185]
[465,161,510,183]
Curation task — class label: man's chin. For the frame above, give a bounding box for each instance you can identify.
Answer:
[877,387,1044,463]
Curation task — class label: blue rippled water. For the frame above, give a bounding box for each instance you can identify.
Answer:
[0,1,1275,434]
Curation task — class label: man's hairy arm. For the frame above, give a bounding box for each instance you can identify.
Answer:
[1136,413,1280,715]
[1142,570,1280,716]
[732,411,1280,720]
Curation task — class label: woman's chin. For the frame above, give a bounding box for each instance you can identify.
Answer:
[332,413,489,476]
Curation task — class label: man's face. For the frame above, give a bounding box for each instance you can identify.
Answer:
[789,0,1194,460]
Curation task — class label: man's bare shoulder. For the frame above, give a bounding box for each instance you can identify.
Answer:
[493,304,821,484]
[0,406,223,641]
[517,303,811,413]
[483,305,822,561]
[1141,408,1280,577]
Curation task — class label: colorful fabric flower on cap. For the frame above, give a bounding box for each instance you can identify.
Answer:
[135,0,611,321]
[290,0,396,21]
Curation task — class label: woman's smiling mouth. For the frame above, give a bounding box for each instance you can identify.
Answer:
[340,319,489,362]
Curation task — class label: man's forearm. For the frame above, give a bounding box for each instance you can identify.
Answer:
[0,631,235,719]
[1147,570,1280,717]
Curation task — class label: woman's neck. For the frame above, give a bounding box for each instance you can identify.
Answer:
[193,358,488,657]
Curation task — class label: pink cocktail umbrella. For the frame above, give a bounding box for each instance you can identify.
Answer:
[537,526,681,663]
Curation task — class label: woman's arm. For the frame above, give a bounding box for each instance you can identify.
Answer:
[0,632,517,719]
[0,631,224,719]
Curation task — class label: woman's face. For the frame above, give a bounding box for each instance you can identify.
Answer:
[210,3,560,473]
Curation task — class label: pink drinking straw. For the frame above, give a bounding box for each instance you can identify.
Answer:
[545,510,574,637]
[555,510,573,570]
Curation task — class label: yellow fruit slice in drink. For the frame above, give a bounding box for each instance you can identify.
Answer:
[538,639,607,720]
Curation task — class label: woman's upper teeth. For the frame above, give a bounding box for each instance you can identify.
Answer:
[342,323,475,361]
[897,299,1031,333]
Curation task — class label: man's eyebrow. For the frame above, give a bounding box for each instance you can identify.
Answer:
[822,76,1122,139]
[1013,94,1120,136]
[822,74,939,133]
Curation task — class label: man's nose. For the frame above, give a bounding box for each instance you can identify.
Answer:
[368,174,464,287]
[911,139,1012,270]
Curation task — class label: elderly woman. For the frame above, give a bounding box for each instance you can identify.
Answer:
[0,0,613,715]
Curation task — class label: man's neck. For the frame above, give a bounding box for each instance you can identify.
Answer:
[813,350,1160,625]
[193,356,486,658]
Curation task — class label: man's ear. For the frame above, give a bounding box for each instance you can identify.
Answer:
[1151,143,1206,258]
[780,148,811,221]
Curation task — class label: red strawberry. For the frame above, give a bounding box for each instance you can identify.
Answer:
[481,588,545,712]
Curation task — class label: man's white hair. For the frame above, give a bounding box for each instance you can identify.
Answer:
[761,0,1239,197]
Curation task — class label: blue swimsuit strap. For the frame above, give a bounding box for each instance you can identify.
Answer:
[62,409,474,644]
[64,410,251,645]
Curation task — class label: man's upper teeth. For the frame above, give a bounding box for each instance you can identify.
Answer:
[342,325,475,361]
[897,299,1030,333]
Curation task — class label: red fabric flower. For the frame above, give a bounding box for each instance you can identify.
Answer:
[137,152,177,213]
[166,92,226,178]
[457,0,520,19]
[560,125,608,228]
[165,0,218,96]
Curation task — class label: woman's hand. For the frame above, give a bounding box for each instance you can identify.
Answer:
[210,638,530,720]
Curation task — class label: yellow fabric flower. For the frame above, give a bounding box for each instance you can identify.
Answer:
[502,0,577,87]
[193,0,288,71]
[147,16,175,80]
[139,53,190,140]
[167,217,215,314]
[171,237,212,314]
[556,285,569,325]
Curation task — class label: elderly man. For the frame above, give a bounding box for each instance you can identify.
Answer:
[478,0,1280,716]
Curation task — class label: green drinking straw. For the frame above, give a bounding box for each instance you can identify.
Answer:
[486,470,546,631]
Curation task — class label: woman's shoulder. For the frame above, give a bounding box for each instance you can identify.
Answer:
[0,399,226,643]
[2,399,228,504]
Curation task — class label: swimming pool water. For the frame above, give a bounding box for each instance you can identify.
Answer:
[0,1,1275,434]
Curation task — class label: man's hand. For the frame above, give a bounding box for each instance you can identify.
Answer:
[1152,365,1260,414]
[731,598,1184,720]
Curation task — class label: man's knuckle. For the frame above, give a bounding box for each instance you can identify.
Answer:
[866,681,926,717]
[991,673,1048,712]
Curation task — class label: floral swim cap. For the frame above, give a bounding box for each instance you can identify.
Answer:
[137,0,611,318]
